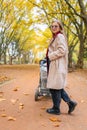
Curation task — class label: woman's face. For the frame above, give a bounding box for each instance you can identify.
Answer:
[51,22,60,34]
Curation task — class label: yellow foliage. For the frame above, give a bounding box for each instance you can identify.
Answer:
[0,0,82,60]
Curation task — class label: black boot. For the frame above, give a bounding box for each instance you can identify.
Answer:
[46,108,61,115]
[46,89,61,115]
[68,101,77,114]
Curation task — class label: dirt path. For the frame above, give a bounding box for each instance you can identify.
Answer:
[0,65,87,130]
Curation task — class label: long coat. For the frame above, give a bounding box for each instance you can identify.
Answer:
[47,33,68,90]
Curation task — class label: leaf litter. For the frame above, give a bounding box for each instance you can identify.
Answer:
[10,99,18,105]
[19,103,24,109]
[1,113,7,117]
[49,117,61,127]
[7,116,16,121]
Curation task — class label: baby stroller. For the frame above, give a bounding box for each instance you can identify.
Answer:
[35,58,50,101]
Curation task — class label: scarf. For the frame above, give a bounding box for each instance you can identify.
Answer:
[52,31,61,39]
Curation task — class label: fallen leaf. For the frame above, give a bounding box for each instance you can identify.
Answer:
[0,75,10,84]
[11,99,17,105]
[0,98,6,102]
[19,103,24,109]
[13,88,18,91]
[23,93,29,96]
[41,107,46,110]
[53,123,60,127]
[19,105,24,109]
[19,103,24,106]
[49,117,61,122]
[0,92,4,97]
[7,116,16,121]
[1,114,7,117]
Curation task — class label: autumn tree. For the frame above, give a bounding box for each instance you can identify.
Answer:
[29,0,87,68]
[64,0,87,68]
[0,0,86,66]
[0,0,35,64]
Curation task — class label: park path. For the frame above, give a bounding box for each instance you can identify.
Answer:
[0,65,87,130]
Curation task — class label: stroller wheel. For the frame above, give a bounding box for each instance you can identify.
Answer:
[35,88,39,101]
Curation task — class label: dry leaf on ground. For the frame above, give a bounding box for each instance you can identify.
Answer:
[49,117,61,122]
[10,99,17,105]
[13,88,19,91]
[0,92,4,97]
[0,98,6,102]
[19,103,24,106]
[53,123,60,127]
[0,76,10,83]
[41,107,46,110]
[7,116,16,121]
[1,114,7,117]
[19,106,24,109]
[23,93,30,96]
[19,103,24,109]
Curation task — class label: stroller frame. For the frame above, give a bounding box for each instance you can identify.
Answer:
[35,58,50,101]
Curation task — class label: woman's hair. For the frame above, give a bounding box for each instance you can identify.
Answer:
[51,19,68,43]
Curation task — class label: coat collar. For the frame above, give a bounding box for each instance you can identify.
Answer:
[52,31,61,39]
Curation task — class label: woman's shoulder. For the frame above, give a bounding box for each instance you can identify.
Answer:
[57,33,65,39]
[56,33,67,46]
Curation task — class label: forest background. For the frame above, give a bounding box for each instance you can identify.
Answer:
[0,0,87,69]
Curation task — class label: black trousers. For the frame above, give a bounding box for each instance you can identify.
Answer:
[50,89,71,110]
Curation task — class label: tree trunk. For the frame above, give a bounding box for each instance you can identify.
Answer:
[68,51,73,68]
[3,52,7,64]
[9,56,13,65]
[77,35,84,68]
[0,55,1,62]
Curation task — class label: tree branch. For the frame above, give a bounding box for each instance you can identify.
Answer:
[64,0,85,19]
[78,0,86,15]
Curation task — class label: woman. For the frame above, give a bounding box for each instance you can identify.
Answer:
[46,19,77,115]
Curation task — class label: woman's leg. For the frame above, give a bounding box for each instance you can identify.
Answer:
[61,89,77,114]
[46,89,61,115]
[50,89,61,110]
[61,89,71,102]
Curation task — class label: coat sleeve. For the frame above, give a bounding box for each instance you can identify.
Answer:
[48,34,67,61]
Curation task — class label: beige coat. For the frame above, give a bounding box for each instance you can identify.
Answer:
[47,33,68,90]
